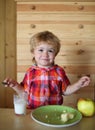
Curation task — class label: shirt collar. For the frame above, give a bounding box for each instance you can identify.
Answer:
[31,64,58,71]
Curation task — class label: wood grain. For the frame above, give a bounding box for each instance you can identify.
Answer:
[16,1,95,103]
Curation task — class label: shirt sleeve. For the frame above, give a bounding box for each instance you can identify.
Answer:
[57,67,70,92]
[62,73,70,92]
[20,68,31,94]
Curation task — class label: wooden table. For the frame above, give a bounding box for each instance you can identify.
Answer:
[0,108,94,130]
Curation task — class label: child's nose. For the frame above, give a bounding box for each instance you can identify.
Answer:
[43,51,48,57]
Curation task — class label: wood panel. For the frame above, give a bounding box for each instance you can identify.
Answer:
[17,1,95,105]
[0,0,6,107]
[15,0,95,2]
[17,2,95,12]
[5,0,16,108]
[0,0,16,108]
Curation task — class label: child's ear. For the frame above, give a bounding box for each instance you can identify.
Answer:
[32,57,36,63]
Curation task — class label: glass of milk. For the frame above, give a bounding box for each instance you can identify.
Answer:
[13,92,28,115]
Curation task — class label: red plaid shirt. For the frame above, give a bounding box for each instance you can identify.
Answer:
[21,65,70,109]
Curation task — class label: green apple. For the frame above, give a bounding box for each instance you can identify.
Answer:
[77,98,95,117]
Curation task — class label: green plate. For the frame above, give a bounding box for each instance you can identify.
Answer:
[31,105,82,127]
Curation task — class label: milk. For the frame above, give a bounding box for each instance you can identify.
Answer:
[13,93,27,115]
[14,100,26,115]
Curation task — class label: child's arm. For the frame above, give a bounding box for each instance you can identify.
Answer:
[63,76,90,95]
[2,78,24,95]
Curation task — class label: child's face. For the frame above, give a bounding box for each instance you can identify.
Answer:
[33,42,56,68]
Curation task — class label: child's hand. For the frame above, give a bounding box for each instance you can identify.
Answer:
[2,78,19,88]
[78,76,90,88]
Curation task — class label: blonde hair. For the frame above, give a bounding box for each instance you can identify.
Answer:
[30,31,61,63]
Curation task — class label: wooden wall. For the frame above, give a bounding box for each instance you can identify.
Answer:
[16,1,95,107]
[0,0,16,108]
[0,0,95,108]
